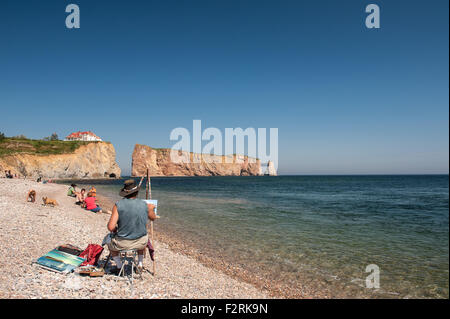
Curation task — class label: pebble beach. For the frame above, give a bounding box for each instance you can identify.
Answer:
[0,178,268,299]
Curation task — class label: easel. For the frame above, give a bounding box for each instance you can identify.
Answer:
[145,168,156,275]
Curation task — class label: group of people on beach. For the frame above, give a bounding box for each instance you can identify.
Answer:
[67,183,105,213]
[3,170,16,178]
[2,171,52,182]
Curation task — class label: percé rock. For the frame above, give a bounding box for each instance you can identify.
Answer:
[0,142,121,179]
[132,144,261,176]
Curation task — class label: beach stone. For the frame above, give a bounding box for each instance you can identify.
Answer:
[0,178,268,299]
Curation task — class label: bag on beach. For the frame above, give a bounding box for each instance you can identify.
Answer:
[79,244,104,266]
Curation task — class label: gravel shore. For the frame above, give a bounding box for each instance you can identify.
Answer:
[0,178,268,299]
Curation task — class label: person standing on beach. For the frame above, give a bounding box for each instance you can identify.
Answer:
[106,179,157,274]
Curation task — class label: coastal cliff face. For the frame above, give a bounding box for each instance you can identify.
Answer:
[132,144,261,177]
[0,142,121,179]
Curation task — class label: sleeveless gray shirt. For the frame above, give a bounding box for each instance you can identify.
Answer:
[116,198,148,240]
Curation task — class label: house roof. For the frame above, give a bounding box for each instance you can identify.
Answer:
[65,131,101,139]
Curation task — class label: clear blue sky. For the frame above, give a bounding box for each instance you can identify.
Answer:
[0,0,448,175]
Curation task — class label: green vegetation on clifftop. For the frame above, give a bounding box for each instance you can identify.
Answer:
[0,137,108,157]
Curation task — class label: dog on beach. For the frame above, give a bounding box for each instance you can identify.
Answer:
[27,190,36,203]
[42,196,58,207]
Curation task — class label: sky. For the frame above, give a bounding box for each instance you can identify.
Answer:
[0,0,448,175]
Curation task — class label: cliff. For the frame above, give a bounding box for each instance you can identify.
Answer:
[131,144,261,176]
[0,141,121,179]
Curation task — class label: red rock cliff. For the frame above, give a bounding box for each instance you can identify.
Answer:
[131,144,261,176]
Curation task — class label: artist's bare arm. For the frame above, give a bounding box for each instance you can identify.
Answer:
[147,203,158,221]
[107,204,119,232]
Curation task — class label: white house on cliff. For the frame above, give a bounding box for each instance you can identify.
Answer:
[64,131,102,142]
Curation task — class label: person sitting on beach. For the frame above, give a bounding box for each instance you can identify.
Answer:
[106,179,157,274]
[89,186,97,197]
[75,188,86,206]
[26,189,36,203]
[67,184,78,197]
[85,192,102,213]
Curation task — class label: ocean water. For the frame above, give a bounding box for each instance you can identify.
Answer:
[63,175,449,298]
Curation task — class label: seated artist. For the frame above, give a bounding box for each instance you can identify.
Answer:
[106,179,157,274]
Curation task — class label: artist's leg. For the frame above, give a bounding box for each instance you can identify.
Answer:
[137,249,145,267]
[107,239,122,269]
[109,249,122,269]
[136,235,148,268]
[108,238,119,257]
[112,255,122,269]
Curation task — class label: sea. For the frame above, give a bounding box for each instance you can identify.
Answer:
[59,175,449,298]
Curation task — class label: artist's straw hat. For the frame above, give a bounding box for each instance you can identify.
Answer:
[119,179,140,197]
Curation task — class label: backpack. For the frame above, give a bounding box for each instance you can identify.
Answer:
[79,244,104,266]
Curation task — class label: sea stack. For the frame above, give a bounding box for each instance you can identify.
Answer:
[266,161,277,176]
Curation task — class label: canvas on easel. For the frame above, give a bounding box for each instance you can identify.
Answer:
[143,199,158,216]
